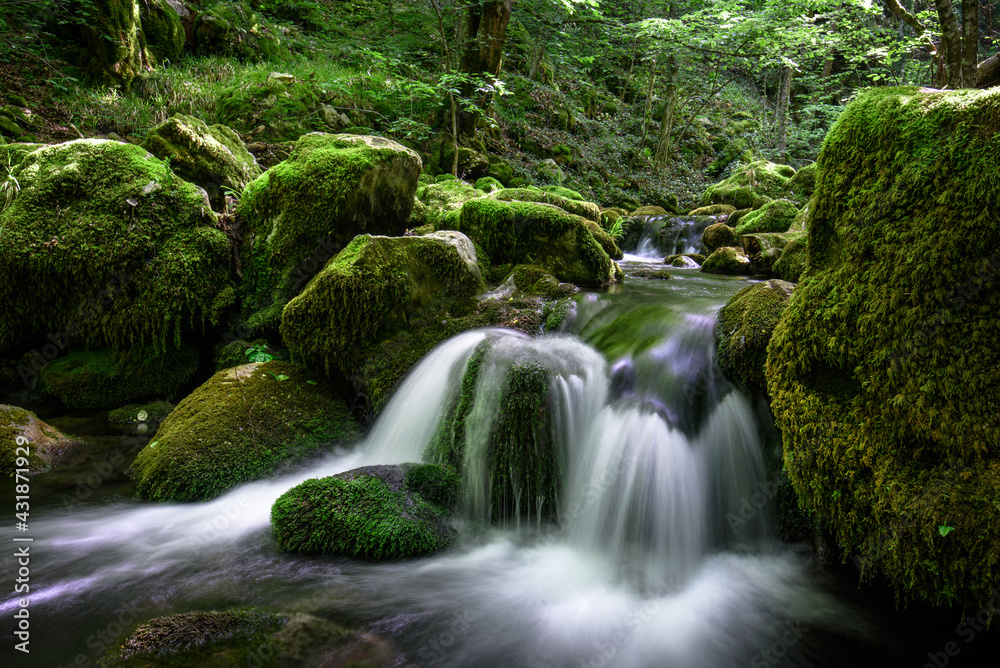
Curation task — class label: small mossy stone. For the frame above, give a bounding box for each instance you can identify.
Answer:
[40,347,198,410]
[1,404,81,473]
[734,199,800,236]
[628,205,668,217]
[630,267,673,280]
[128,361,362,501]
[716,279,794,391]
[486,158,514,185]
[270,464,458,559]
[689,204,736,216]
[107,401,175,424]
[701,160,794,209]
[475,176,504,193]
[700,247,750,275]
[702,222,738,254]
[540,185,585,200]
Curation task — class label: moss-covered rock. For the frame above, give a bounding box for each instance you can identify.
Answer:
[700,246,751,275]
[701,160,795,209]
[504,264,578,299]
[783,161,817,202]
[236,133,422,337]
[281,232,484,406]
[193,1,284,61]
[0,143,42,180]
[270,463,459,559]
[628,205,668,217]
[1,404,81,473]
[492,187,601,222]
[630,267,673,280]
[140,0,185,63]
[107,401,175,424]
[771,235,808,282]
[456,198,614,287]
[688,204,736,216]
[78,1,151,87]
[128,361,361,501]
[40,347,197,410]
[143,114,261,211]
[584,219,623,261]
[716,279,794,392]
[213,337,287,370]
[486,158,514,186]
[474,176,504,193]
[767,86,1000,607]
[0,139,234,356]
[217,76,322,142]
[734,198,799,236]
[702,222,738,253]
[741,231,805,275]
[417,178,483,227]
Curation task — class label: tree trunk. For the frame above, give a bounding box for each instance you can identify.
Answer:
[962,0,978,87]
[775,65,793,161]
[430,0,460,177]
[934,0,964,87]
[977,53,1000,88]
[455,0,514,138]
[654,56,679,166]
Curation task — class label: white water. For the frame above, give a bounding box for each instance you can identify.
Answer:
[3,277,882,667]
[632,215,719,258]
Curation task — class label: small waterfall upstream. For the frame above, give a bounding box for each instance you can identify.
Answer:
[630,215,720,258]
[2,272,892,668]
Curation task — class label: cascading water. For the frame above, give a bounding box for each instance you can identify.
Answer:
[3,270,906,668]
[630,215,720,258]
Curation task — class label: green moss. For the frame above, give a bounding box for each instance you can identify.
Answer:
[0,139,234,356]
[487,158,514,185]
[194,2,286,62]
[583,219,623,261]
[0,405,42,473]
[425,339,490,469]
[734,198,800,236]
[474,176,504,193]
[0,143,42,180]
[700,247,750,275]
[689,204,736,216]
[140,0,185,63]
[418,179,483,227]
[540,185,585,200]
[702,160,795,209]
[128,361,362,501]
[101,608,286,668]
[493,187,601,222]
[716,280,793,392]
[767,86,1000,607]
[40,347,197,410]
[772,235,808,282]
[107,401,175,424]
[630,267,673,280]
[458,198,613,287]
[214,338,288,370]
[702,222,738,253]
[783,162,817,203]
[269,464,457,559]
[217,78,321,141]
[79,0,151,87]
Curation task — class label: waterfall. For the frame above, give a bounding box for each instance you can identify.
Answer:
[630,215,721,258]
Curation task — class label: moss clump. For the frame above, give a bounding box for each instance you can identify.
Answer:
[716,280,794,392]
[128,361,362,501]
[627,205,667,217]
[194,2,285,61]
[217,77,321,141]
[493,187,601,222]
[700,247,751,275]
[40,347,197,410]
[236,133,422,334]
[103,608,286,668]
[1,404,79,473]
[142,114,261,211]
[0,143,42,180]
[630,267,673,280]
[457,198,613,286]
[107,401,175,424]
[281,233,484,399]
[0,139,233,356]
[767,86,1000,607]
[702,222,738,253]
[783,161,817,202]
[140,0,185,63]
[213,338,288,370]
[417,179,483,227]
[771,235,808,282]
[734,198,800,236]
[474,176,504,193]
[702,160,795,209]
[507,264,577,299]
[270,463,458,559]
[688,204,736,216]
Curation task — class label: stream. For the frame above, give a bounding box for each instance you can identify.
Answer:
[2,253,995,667]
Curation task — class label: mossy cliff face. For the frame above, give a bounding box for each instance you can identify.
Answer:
[143,114,262,211]
[716,279,794,392]
[40,346,197,410]
[701,160,795,209]
[128,361,362,501]
[281,232,485,407]
[270,463,459,559]
[455,198,614,287]
[0,139,234,356]
[236,133,422,335]
[1,404,81,474]
[767,86,1000,607]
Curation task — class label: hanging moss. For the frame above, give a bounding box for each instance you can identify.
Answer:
[0,139,233,357]
[40,346,198,410]
[767,86,1000,608]
[425,339,491,470]
[269,463,458,559]
[717,280,794,392]
[128,361,362,501]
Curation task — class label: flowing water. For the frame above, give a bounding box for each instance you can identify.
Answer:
[632,216,719,257]
[2,260,980,667]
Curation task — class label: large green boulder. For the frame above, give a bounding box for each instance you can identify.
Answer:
[701,160,795,209]
[767,86,1000,607]
[700,246,751,275]
[702,222,738,253]
[734,198,799,236]
[140,0,185,63]
[716,279,794,392]
[783,161,817,202]
[236,133,422,337]
[281,232,485,408]
[128,361,361,501]
[40,347,197,410]
[492,187,601,222]
[143,114,261,211]
[455,198,615,287]
[78,1,151,87]
[0,139,234,356]
[1,404,81,473]
[270,463,459,559]
[417,179,483,227]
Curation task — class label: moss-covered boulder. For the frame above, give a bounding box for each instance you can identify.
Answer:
[213,337,287,370]
[701,160,795,209]
[741,231,805,275]
[584,219,623,261]
[630,267,673,280]
[0,143,42,179]
[767,86,1000,607]
[455,199,614,287]
[128,361,361,501]
[417,179,483,227]
[486,158,514,185]
[140,0,185,63]
[143,114,261,211]
[193,1,283,61]
[700,246,751,275]
[77,1,151,87]
[771,235,808,282]
[688,204,736,216]
[474,176,504,193]
[716,279,794,392]
[217,76,322,141]
[281,233,485,406]
[734,198,799,236]
[492,187,601,223]
[783,161,817,202]
[628,205,668,217]
[1,404,81,473]
[270,463,459,559]
[40,347,197,410]
[0,139,234,356]
[236,133,422,337]
[107,401,174,425]
[702,222,738,253]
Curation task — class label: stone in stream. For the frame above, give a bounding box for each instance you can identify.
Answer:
[700,247,751,275]
[1,404,82,473]
[716,279,794,393]
[767,86,1000,608]
[701,160,795,209]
